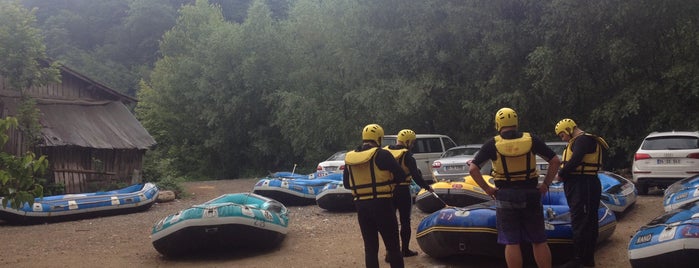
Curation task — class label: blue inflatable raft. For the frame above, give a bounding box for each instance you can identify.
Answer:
[151,192,289,257]
[315,180,355,211]
[252,172,342,206]
[416,184,616,264]
[598,171,637,214]
[315,179,421,211]
[663,174,699,212]
[0,183,159,224]
[628,200,699,268]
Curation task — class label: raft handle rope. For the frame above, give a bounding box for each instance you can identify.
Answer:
[545,190,555,220]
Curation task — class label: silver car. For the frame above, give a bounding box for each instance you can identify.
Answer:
[384,134,458,184]
[632,131,699,195]
[431,144,482,181]
[536,141,568,177]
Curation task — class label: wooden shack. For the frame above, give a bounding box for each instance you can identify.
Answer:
[0,62,156,193]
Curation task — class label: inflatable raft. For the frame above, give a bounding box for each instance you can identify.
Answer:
[663,174,699,212]
[0,183,159,224]
[598,171,637,214]
[252,172,342,206]
[315,180,355,211]
[151,192,289,257]
[628,201,699,268]
[416,184,616,263]
[414,175,495,213]
[316,180,421,211]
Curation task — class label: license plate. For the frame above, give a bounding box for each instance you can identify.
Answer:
[445,165,465,171]
[657,159,681,165]
[538,164,548,170]
[325,167,337,172]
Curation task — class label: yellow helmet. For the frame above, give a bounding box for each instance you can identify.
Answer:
[397,129,416,146]
[494,107,518,131]
[362,124,384,145]
[555,118,577,136]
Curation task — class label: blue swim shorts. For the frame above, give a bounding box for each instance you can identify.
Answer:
[495,188,547,245]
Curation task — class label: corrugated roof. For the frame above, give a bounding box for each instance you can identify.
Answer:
[37,100,156,149]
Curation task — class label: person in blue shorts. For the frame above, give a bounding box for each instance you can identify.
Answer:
[469,107,561,268]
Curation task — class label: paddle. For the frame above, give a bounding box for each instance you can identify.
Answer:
[432,192,451,209]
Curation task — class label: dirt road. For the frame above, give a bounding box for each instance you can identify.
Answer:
[0,178,664,267]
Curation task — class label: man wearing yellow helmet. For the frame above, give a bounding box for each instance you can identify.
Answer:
[554,118,609,268]
[384,129,434,261]
[469,107,561,268]
[344,123,408,268]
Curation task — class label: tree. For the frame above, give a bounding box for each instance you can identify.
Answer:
[0,117,47,209]
[0,0,60,91]
[0,0,54,208]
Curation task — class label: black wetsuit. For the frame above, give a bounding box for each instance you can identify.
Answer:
[386,144,431,254]
[343,144,407,268]
[559,135,603,267]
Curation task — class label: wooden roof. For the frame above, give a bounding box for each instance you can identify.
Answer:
[1,60,155,150]
[1,97,156,149]
[38,99,156,149]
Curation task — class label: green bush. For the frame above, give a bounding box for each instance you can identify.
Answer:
[155,176,186,198]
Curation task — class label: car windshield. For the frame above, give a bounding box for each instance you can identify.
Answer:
[326,151,346,161]
[642,136,699,150]
[549,144,567,156]
[443,147,479,158]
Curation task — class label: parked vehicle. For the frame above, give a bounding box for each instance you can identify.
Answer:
[430,144,482,182]
[316,151,346,177]
[536,141,568,178]
[383,134,458,184]
[632,131,699,195]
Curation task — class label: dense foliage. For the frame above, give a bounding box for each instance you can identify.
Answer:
[1,0,57,206]
[15,0,699,180]
[0,117,47,209]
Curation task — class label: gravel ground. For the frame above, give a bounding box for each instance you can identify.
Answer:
[0,178,664,268]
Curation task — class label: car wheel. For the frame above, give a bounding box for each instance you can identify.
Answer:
[637,183,648,195]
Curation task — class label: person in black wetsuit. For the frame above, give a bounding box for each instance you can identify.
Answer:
[384,129,433,261]
[554,118,609,268]
[344,123,407,268]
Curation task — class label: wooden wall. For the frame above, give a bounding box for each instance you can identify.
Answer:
[38,147,145,194]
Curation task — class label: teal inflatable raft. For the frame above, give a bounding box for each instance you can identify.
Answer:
[151,192,289,257]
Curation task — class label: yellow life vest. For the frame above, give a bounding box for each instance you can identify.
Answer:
[384,146,413,186]
[345,147,395,200]
[561,133,609,175]
[491,132,539,181]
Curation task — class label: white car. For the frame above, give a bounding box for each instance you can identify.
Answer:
[316,151,346,177]
[632,131,699,195]
[536,141,567,177]
[430,144,482,181]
